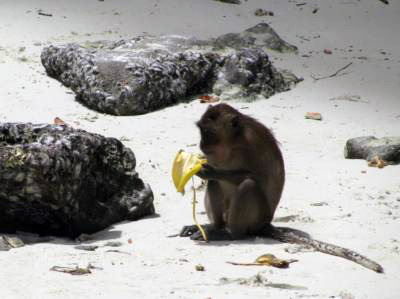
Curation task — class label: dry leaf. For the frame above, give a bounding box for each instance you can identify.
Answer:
[199,95,219,104]
[227,254,298,268]
[368,156,388,168]
[50,265,92,275]
[54,117,66,126]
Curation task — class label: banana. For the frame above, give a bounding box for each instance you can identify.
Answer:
[172,150,207,194]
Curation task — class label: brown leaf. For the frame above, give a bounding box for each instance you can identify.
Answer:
[50,265,91,275]
[368,156,388,168]
[227,254,298,269]
[54,117,66,126]
[199,95,219,104]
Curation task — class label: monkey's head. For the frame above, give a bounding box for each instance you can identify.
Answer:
[196,104,243,165]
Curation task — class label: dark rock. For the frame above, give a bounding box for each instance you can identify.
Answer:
[0,123,154,238]
[41,24,299,116]
[213,48,298,100]
[344,136,400,164]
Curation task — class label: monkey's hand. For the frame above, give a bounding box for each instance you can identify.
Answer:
[196,164,252,184]
[195,163,216,180]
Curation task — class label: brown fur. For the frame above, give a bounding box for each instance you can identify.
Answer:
[196,103,284,237]
[180,103,383,273]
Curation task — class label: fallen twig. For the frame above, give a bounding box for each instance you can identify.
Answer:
[227,261,267,266]
[38,10,53,17]
[105,249,131,255]
[311,62,353,81]
[50,265,91,275]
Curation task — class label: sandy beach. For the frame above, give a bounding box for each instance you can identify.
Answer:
[0,1,399,298]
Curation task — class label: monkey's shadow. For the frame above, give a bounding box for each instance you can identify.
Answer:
[13,213,160,246]
[192,237,283,247]
[187,226,312,247]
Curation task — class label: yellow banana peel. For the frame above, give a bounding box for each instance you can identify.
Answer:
[172,150,207,194]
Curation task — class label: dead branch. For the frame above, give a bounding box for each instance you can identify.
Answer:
[311,62,353,81]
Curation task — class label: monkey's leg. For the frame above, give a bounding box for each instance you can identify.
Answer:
[180,181,224,238]
[191,178,266,241]
[227,178,267,239]
[204,181,225,228]
[189,180,231,241]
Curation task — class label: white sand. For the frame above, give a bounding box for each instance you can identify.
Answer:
[0,1,399,298]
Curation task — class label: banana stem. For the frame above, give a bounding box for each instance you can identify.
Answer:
[191,177,208,242]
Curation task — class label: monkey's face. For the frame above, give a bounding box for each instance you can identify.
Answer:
[197,104,242,166]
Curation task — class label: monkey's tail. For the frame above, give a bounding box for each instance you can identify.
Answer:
[265,225,384,273]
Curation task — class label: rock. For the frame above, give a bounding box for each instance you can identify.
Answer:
[41,24,299,116]
[220,272,307,290]
[104,241,123,247]
[0,235,25,251]
[74,245,99,251]
[344,136,400,165]
[254,8,274,17]
[0,123,154,238]
[214,23,298,53]
[213,48,297,100]
[305,112,322,120]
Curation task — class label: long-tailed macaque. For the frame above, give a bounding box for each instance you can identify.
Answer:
[180,103,383,273]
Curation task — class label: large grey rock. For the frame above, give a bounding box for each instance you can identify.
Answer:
[41,23,299,116]
[344,136,400,164]
[0,123,154,238]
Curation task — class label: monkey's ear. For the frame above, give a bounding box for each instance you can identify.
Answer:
[231,115,241,133]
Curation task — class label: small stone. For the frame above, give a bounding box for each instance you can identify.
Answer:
[195,264,205,271]
[305,112,322,120]
[254,8,274,17]
[310,202,328,206]
[74,245,99,251]
[0,235,25,250]
[76,234,93,242]
[104,241,123,247]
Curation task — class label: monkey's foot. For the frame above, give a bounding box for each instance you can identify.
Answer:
[179,225,199,237]
[190,227,232,241]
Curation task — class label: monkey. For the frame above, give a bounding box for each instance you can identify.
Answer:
[179,103,383,273]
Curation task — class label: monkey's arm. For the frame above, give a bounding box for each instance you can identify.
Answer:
[195,164,252,184]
